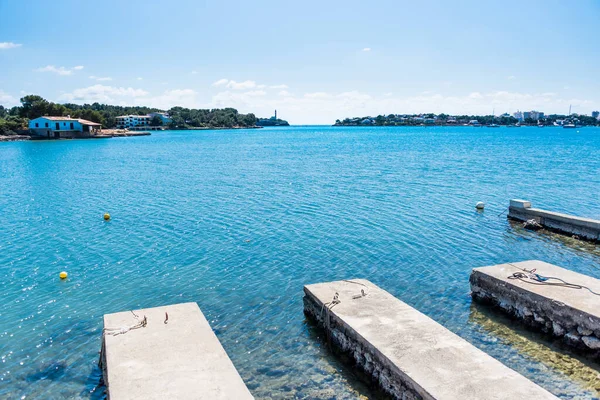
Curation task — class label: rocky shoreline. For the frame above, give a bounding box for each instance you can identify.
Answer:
[0,135,30,142]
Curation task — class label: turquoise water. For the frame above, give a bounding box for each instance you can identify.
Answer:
[1,126,600,399]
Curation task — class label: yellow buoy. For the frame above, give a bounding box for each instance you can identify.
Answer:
[104,213,111,221]
[59,271,68,279]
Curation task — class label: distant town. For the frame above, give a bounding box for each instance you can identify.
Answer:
[334,109,600,128]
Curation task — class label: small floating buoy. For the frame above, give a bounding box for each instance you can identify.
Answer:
[59,271,68,279]
[103,213,111,221]
[475,202,485,210]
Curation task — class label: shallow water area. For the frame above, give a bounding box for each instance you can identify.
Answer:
[1,125,599,399]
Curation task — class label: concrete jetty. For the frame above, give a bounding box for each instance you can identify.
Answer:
[304,279,558,400]
[471,260,600,356]
[100,302,253,400]
[508,199,600,241]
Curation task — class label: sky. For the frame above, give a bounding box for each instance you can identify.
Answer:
[1,0,599,124]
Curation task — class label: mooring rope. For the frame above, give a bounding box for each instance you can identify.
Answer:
[506,263,600,296]
[496,206,509,218]
[103,310,148,337]
[342,279,369,299]
[318,280,370,345]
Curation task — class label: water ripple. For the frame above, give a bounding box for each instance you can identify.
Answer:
[0,126,599,399]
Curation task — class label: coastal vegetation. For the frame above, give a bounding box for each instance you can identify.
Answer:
[334,113,600,127]
[167,107,256,129]
[0,95,257,134]
[256,116,290,126]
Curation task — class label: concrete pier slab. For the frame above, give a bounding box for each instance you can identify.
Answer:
[508,199,600,241]
[471,260,600,356]
[304,279,558,400]
[100,302,253,400]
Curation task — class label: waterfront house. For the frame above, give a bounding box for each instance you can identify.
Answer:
[116,114,169,130]
[29,116,102,138]
[115,115,151,130]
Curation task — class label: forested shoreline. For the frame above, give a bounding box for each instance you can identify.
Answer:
[0,95,257,134]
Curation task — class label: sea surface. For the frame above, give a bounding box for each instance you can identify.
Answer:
[1,126,600,399]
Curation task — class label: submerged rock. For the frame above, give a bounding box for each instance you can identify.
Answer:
[582,336,600,350]
[523,219,543,231]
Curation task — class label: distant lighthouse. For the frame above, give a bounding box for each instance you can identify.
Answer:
[274,110,277,120]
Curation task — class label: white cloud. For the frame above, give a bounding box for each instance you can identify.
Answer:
[208,87,599,124]
[0,90,17,106]
[35,65,84,76]
[89,75,113,81]
[507,75,516,80]
[304,92,330,99]
[270,84,288,89]
[58,85,200,109]
[227,80,262,90]
[49,82,600,125]
[59,84,149,103]
[212,78,229,87]
[212,79,266,90]
[243,90,267,97]
[362,47,371,52]
[137,77,143,81]
[191,71,198,75]
[0,42,22,50]
[139,89,199,109]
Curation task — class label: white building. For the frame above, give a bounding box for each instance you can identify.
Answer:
[29,116,101,138]
[513,111,523,121]
[115,115,151,130]
[116,113,171,130]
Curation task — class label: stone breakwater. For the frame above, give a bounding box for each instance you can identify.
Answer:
[304,279,557,400]
[508,199,600,242]
[470,260,600,357]
[303,291,419,400]
[101,303,253,400]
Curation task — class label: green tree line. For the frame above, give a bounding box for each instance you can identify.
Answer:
[0,95,257,134]
[335,113,599,126]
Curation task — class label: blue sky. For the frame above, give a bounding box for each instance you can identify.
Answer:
[1,0,599,123]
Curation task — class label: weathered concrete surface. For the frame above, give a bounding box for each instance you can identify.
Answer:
[508,199,600,242]
[304,279,558,400]
[101,302,253,400]
[471,260,600,357]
